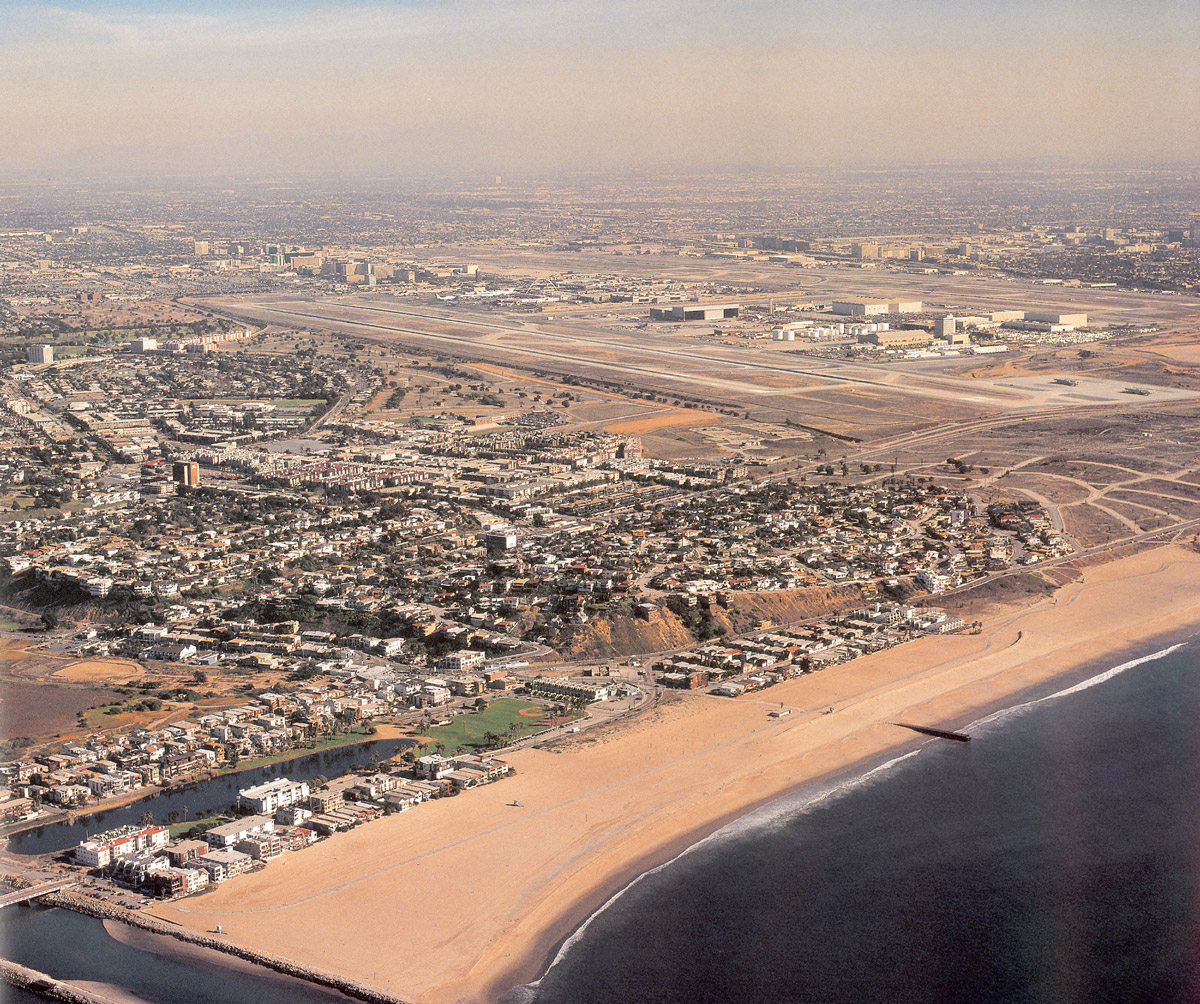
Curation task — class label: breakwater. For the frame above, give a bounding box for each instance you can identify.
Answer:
[1,957,121,1004]
[44,890,412,1004]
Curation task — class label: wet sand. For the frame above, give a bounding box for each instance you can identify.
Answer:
[149,544,1200,1004]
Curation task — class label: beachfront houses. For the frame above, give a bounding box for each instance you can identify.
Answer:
[66,744,512,903]
[193,847,253,883]
[203,814,275,849]
[74,823,169,869]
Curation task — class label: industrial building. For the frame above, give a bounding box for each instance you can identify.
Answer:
[933,316,957,338]
[858,330,934,348]
[933,317,969,344]
[1001,320,1077,334]
[650,304,740,321]
[1023,311,1087,326]
[834,300,889,316]
[832,300,923,316]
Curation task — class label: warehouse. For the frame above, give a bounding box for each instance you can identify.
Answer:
[832,299,923,316]
[858,329,935,348]
[1023,310,1087,326]
[650,303,740,321]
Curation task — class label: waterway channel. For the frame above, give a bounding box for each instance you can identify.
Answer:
[7,737,416,855]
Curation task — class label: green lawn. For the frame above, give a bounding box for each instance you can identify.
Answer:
[271,398,326,408]
[167,814,229,839]
[415,698,575,755]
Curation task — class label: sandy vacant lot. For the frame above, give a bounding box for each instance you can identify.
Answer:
[52,659,140,684]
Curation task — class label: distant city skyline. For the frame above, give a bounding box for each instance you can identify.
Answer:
[1,0,1198,177]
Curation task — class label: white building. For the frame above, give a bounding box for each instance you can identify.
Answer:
[437,650,486,672]
[237,777,310,815]
[1024,310,1087,326]
[203,814,275,848]
[833,300,890,316]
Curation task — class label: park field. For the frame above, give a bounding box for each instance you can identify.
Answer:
[414,698,576,755]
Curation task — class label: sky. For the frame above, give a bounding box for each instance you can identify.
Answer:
[1,0,1198,178]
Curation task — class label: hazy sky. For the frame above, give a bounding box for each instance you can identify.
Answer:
[1,0,1198,177]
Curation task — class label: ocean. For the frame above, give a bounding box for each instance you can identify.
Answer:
[518,637,1200,1004]
[4,639,1199,1004]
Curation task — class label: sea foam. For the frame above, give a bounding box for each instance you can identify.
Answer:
[969,641,1186,734]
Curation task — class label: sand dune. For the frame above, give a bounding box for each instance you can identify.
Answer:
[150,544,1200,1004]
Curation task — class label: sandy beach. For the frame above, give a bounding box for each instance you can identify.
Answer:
[148,544,1200,1004]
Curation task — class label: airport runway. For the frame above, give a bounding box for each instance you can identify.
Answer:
[436,248,1200,328]
[199,291,1198,442]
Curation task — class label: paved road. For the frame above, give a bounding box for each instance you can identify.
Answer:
[0,877,76,909]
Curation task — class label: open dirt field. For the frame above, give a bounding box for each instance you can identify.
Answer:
[603,409,720,435]
[0,680,126,739]
[51,659,141,684]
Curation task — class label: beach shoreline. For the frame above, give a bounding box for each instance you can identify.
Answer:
[145,543,1200,1004]
[497,620,1200,1004]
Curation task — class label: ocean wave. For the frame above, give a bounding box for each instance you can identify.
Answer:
[529,746,927,988]
[969,641,1187,733]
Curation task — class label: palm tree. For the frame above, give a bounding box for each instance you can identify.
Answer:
[434,741,446,757]
[140,810,155,826]
[180,804,189,822]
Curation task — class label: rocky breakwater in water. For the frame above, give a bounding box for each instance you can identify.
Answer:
[1,957,117,1004]
[44,890,412,1004]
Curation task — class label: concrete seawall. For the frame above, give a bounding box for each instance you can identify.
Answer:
[42,891,413,1004]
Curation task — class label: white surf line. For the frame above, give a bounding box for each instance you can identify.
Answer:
[969,642,1188,733]
[532,745,926,984]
